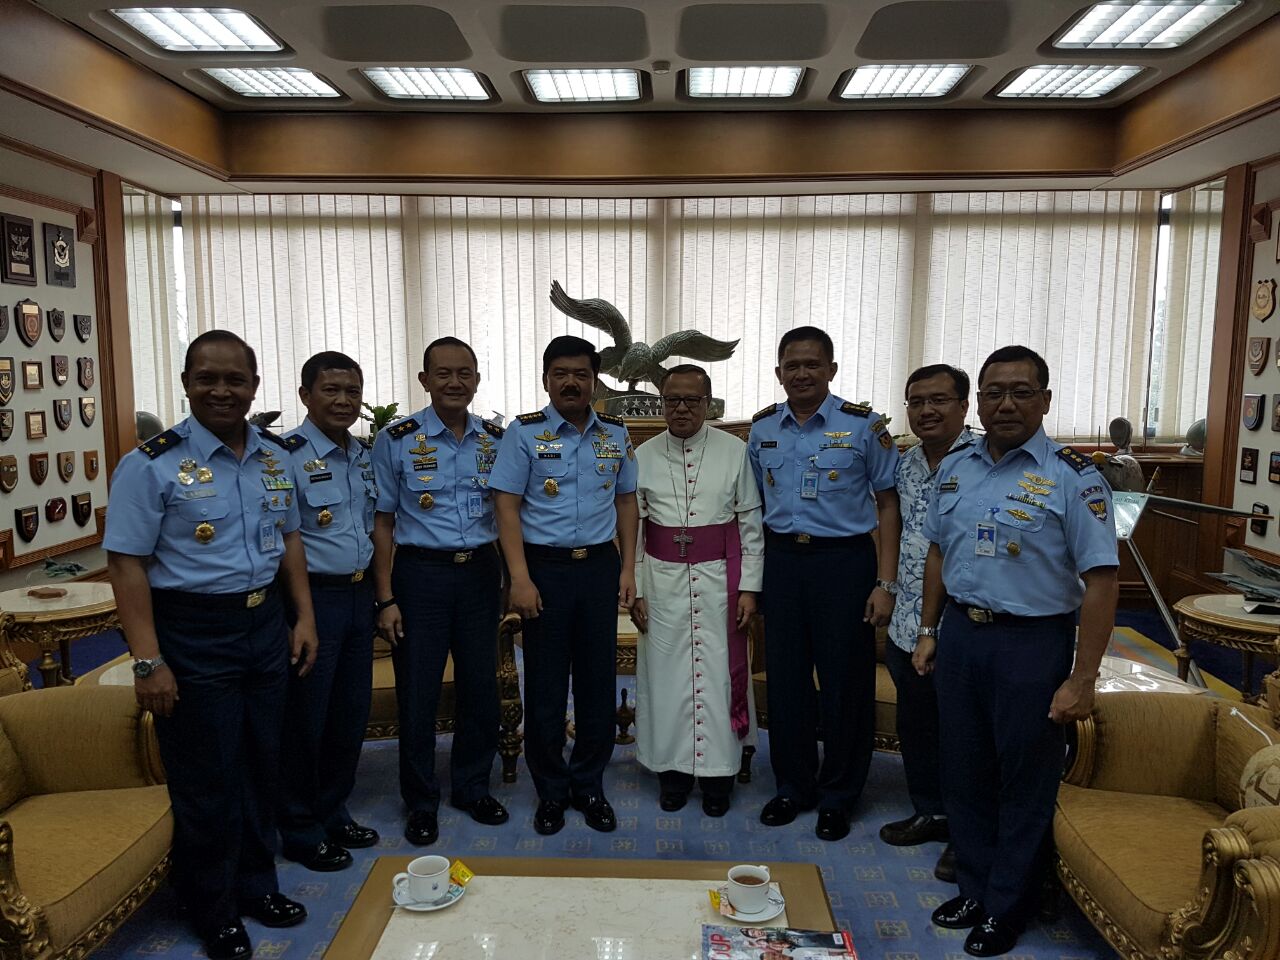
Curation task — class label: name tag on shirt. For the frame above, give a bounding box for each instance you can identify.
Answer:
[308,472,332,483]
[181,488,217,499]
[538,452,561,459]
[759,441,778,448]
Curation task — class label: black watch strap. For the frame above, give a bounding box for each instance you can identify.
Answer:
[375,597,398,612]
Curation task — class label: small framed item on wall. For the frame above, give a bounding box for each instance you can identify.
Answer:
[25,409,45,441]
[1270,451,1280,484]
[1244,394,1265,431]
[21,360,41,391]
[1242,447,1259,484]
[0,214,37,286]
[42,223,75,288]
[1253,503,1271,537]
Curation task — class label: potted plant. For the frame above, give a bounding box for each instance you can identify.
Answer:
[360,401,400,442]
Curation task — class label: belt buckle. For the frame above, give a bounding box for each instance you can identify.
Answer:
[571,547,589,560]
[246,589,266,609]
[351,570,365,583]
[967,606,993,624]
[453,551,473,564]
[794,533,811,544]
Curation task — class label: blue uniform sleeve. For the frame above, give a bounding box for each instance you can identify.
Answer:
[282,459,301,535]
[1063,470,1120,575]
[372,429,399,513]
[864,412,900,492]
[103,451,164,556]
[746,424,764,490]
[922,482,942,545]
[616,430,638,494]
[488,425,530,495]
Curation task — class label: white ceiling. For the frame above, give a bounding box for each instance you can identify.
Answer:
[29,0,1278,113]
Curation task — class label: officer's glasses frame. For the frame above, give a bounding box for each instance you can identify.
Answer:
[976,387,1047,405]
[904,395,961,411]
[662,395,710,410]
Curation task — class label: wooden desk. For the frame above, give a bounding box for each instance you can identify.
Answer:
[1173,593,1280,697]
[327,856,835,960]
[0,582,119,687]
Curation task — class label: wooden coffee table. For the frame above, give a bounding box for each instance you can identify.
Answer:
[327,856,835,959]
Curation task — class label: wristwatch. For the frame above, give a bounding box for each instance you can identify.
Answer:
[375,597,399,612]
[875,579,899,596]
[132,655,166,679]
[917,626,939,639]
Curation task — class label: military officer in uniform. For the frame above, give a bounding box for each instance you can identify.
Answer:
[747,325,901,843]
[916,345,1118,957]
[372,336,509,847]
[105,330,318,960]
[490,335,639,836]
[276,351,380,871]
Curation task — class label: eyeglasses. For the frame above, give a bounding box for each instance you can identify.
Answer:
[904,395,960,411]
[662,396,709,410]
[976,387,1046,405]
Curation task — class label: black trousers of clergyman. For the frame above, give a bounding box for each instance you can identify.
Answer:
[761,532,877,813]
[521,543,621,802]
[883,638,945,818]
[150,587,288,937]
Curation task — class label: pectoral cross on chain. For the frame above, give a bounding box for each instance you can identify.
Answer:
[673,527,694,558]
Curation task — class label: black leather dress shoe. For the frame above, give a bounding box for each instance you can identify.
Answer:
[760,796,800,826]
[659,791,689,812]
[934,843,957,883]
[572,794,617,832]
[284,839,352,872]
[204,922,252,960]
[964,916,1021,957]
[702,794,730,817]
[932,895,985,929]
[404,810,439,846]
[329,822,379,849]
[239,892,307,928]
[879,813,950,847]
[534,798,567,836]
[815,808,850,842]
[461,795,511,826]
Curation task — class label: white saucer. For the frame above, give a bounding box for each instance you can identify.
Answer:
[717,884,786,923]
[393,883,466,912]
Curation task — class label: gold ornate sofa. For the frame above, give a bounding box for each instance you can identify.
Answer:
[0,685,171,960]
[1055,687,1280,960]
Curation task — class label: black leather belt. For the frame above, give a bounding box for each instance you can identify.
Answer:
[948,599,1073,626]
[525,541,615,561]
[765,529,869,548]
[308,568,371,588]
[152,583,277,610]
[399,544,493,564]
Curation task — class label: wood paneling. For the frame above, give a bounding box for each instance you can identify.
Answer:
[94,171,135,479]
[1116,457,1205,606]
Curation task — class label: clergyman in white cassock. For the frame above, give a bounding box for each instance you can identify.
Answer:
[631,365,765,817]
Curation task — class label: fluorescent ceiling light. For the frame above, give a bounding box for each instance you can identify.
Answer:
[203,67,340,98]
[110,7,280,52]
[1055,1,1240,49]
[840,64,970,99]
[687,66,804,98]
[363,67,490,101]
[998,64,1142,98]
[525,69,641,103]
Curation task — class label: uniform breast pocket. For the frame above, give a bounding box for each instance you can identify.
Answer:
[304,484,343,527]
[173,496,231,543]
[593,460,620,498]
[816,449,856,491]
[405,472,444,493]
[995,508,1046,560]
[758,451,785,489]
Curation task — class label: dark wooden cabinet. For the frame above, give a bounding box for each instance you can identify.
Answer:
[1117,455,1205,606]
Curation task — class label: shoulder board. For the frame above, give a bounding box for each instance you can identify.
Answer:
[597,412,625,427]
[356,436,372,450]
[949,440,975,454]
[752,403,777,423]
[260,429,303,451]
[482,419,505,439]
[1055,446,1093,474]
[840,401,872,417]
[137,429,182,459]
[386,418,420,440]
[516,411,548,425]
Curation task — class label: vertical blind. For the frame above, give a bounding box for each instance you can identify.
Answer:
[122,191,183,424]
[164,188,1213,438]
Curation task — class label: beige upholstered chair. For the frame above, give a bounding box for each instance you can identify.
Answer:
[0,684,171,960]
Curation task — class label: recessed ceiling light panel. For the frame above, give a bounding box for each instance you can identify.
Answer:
[525,69,641,103]
[110,7,281,52]
[363,67,490,101]
[839,64,970,99]
[1055,1,1240,50]
[998,64,1143,98]
[687,66,804,98]
[203,67,340,98]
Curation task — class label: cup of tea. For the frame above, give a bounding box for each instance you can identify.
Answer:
[726,863,771,914]
[393,855,452,905]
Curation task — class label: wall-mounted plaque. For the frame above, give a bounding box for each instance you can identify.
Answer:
[79,396,95,427]
[56,451,73,483]
[83,450,98,480]
[0,305,8,344]
[1252,502,1271,537]
[28,453,47,485]
[21,361,41,391]
[52,398,70,431]
[15,506,38,543]
[1256,278,1278,322]
[1242,447,1259,484]
[71,492,91,527]
[42,223,75,288]
[1250,337,1272,375]
[51,356,68,386]
[15,299,40,348]
[0,215,36,286]
[0,411,12,441]
[73,314,91,343]
[0,359,11,407]
[0,456,15,493]
[25,410,45,440]
[77,357,93,390]
[45,497,66,522]
[47,309,65,343]
[1244,393,1265,431]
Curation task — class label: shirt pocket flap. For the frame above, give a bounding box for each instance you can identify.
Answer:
[305,485,343,507]
[759,452,785,470]
[816,449,855,469]
[996,507,1047,533]
[596,460,621,475]
[405,472,444,491]
[533,457,570,477]
[176,498,231,522]
[935,491,961,515]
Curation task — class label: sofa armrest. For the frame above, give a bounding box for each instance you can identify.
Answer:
[0,820,54,958]
[1065,692,1217,801]
[0,686,162,795]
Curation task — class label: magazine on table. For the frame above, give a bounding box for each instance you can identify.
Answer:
[701,924,859,959]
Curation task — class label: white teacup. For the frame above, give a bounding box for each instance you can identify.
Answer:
[726,863,771,915]
[393,855,452,905]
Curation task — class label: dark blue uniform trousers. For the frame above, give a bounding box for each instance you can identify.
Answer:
[392,545,501,813]
[278,575,374,852]
[150,587,288,937]
[522,543,620,802]
[935,604,1075,923]
[761,533,877,813]
[883,639,945,817]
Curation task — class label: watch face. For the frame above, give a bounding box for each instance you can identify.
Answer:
[132,659,153,678]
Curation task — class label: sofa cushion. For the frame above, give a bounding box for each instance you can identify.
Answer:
[1216,702,1279,811]
[6,785,172,949]
[1055,783,1225,950]
[0,723,27,809]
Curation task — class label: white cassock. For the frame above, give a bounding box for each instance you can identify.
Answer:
[634,424,765,778]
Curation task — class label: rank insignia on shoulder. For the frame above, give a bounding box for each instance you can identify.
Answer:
[386,418,421,440]
[139,430,182,459]
[597,412,625,426]
[752,403,777,423]
[840,401,872,417]
[1055,446,1092,473]
[356,436,371,450]
[261,430,305,451]
[482,419,504,439]
[516,411,548,425]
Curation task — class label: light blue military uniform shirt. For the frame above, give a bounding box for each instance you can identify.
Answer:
[487,404,638,548]
[747,392,899,536]
[922,426,1119,617]
[279,417,375,576]
[104,417,301,593]
[371,406,502,550]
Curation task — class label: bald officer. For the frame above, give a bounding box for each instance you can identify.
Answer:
[372,336,508,848]
[276,351,380,872]
[490,335,639,837]
[106,330,318,960]
[916,345,1118,957]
